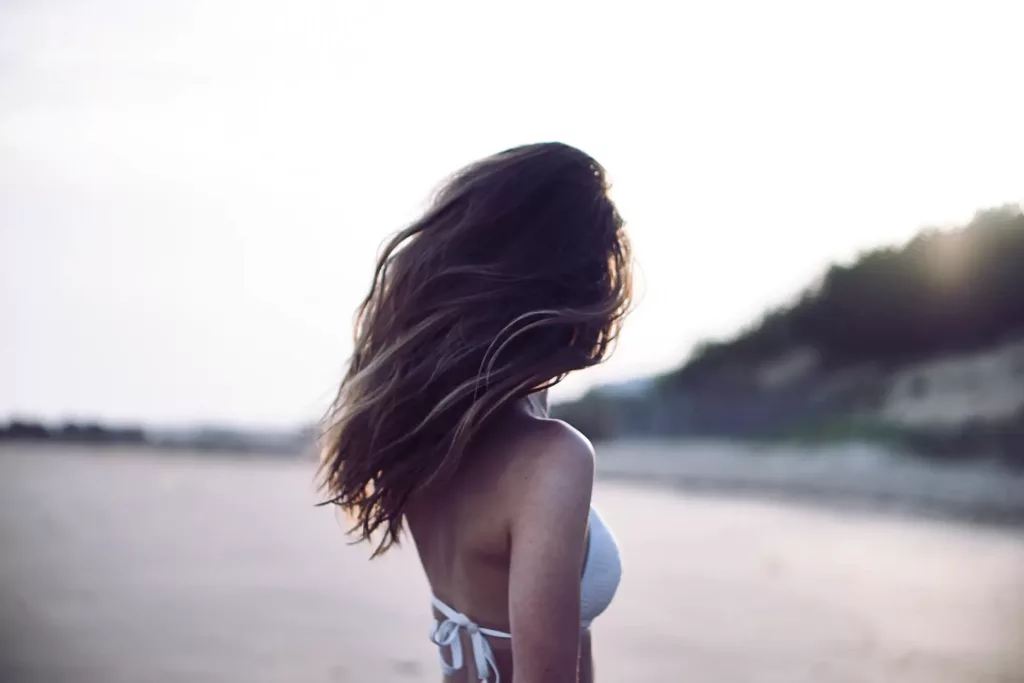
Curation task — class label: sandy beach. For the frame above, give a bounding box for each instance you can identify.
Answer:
[2,444,1022,683]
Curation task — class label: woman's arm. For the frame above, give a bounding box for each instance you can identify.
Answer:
[507,425,595,683]
[578,630,594,683]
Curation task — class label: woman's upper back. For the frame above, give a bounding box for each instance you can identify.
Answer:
[405,408,592,624]
[404,407,599,682]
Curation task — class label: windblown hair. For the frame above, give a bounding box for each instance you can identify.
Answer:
[317,142,633,555]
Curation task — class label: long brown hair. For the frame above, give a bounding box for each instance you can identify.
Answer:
[317,142,632,555]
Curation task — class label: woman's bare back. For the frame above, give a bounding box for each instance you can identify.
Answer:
[404,402,595,682]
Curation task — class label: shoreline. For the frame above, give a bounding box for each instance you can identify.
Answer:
[596,438,1024,526]
[597,467,1024,530]
[5,438,1024,527]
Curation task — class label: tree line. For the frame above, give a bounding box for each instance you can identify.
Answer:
[0,420,146,444]
[663,205,1024,389]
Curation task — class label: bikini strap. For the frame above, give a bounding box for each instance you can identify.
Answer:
[429,596,511,683]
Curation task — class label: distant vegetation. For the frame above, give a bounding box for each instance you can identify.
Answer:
[556,204,1024,463]
[0,419,312,455]
[0,420,146,444]
[664,205,1024,389]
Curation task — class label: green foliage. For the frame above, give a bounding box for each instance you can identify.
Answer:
[0,420,146,444]
[666,205,1024,386]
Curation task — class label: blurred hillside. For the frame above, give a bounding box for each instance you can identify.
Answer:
[556,205,1024,465]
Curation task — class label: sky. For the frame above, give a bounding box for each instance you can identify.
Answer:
[1,0,1022,428]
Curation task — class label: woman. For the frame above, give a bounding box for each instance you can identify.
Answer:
[318,142,632,683]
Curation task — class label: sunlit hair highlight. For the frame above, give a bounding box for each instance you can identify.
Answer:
[317,142,632,555]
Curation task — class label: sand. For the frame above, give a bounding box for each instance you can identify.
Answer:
[1,444,1023,683]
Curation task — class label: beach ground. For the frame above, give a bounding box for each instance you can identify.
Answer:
[1,444,1022,683]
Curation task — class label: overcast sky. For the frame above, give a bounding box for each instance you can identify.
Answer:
[2,1,1022,427]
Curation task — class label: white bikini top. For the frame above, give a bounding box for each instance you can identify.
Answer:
[429,506,621,683]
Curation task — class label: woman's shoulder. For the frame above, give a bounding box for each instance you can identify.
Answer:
[499,415,595,497]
